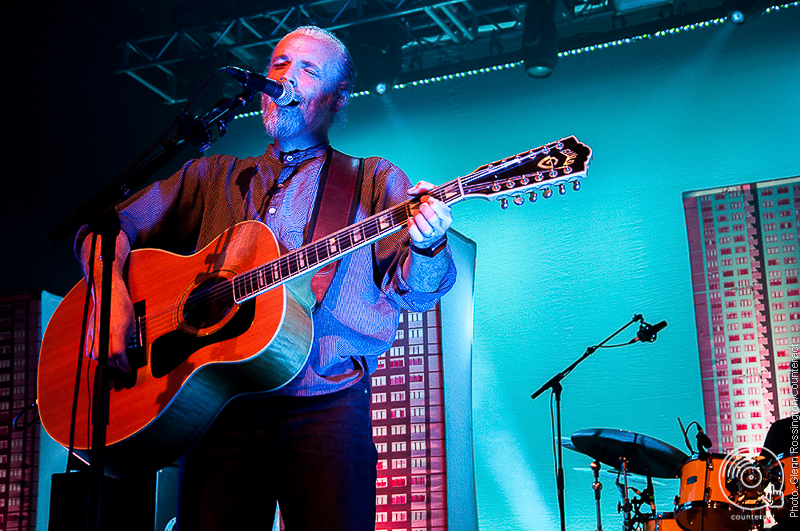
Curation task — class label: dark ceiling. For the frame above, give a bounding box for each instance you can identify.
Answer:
[53,0,771,104]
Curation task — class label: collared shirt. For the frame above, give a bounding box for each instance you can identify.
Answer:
[100,144,456,396]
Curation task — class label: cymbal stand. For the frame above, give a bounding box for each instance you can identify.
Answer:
[616,457,633,531]
[591,461,603,531]
[629,477,657,531]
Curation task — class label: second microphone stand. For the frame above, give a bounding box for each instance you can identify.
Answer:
[530,314,646,531]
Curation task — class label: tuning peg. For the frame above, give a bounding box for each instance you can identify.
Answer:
[513,196,525,206]
[558,184,566,195]
[573,181,581,192]
[529,192,538,203]
[543,188,553,199]
[506,180,515,189]
[501,198,509,210]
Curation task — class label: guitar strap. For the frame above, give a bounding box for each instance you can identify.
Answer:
[306,146,365,305]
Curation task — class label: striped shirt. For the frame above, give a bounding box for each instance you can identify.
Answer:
[103,143,456,396]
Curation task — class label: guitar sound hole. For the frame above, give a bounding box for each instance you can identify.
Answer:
[182,276,235,330]
[150,298,256,379]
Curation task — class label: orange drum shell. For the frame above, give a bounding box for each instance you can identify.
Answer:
[677,455,731,507]
[676,455,764,531]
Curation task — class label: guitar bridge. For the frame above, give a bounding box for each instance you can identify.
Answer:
[108,302,147,392]
[128,316,143,350]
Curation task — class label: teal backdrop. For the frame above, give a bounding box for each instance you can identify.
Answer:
[185,8,800,530]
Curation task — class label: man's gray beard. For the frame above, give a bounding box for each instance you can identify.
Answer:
[262,104,305,139]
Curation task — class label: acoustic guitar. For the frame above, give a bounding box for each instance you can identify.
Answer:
[38,136,592,477]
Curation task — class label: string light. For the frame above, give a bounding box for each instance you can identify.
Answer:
[235,1,798,119]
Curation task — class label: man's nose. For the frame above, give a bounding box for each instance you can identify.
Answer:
[282,65,300,86]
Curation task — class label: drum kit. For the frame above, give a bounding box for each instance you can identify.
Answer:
[568,427,795,531]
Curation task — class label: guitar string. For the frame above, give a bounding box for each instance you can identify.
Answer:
[126,143,568,335]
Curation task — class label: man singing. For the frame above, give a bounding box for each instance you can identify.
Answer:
[78,26,456,530]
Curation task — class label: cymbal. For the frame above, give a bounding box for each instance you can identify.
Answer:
[570,428,688,478]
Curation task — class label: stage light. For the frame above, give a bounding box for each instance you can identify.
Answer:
[724,0,773,24]
[349,23,402,97]
[523,0,559,78]
[728,8,747,23]
[358,46,400,96]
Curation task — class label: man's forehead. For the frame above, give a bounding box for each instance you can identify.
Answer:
[272,33,337,65]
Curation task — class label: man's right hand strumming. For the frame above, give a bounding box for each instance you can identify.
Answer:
[81,231,135,373]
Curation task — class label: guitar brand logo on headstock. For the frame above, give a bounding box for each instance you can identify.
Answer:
[536,156,558,170]
[537,149,578,171]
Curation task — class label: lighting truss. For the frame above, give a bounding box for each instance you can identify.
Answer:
[112,0,790,104]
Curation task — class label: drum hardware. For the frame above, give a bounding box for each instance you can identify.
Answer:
[571,428,688,531]
[641,512,682,531]
[629,472,661,531]
[568,422,777,531]
[615,457,634,531]
[591,460,604,531]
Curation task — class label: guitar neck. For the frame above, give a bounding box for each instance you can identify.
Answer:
[232,177,466,304]
[232,137,591,303]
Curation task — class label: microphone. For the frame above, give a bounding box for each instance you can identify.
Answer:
[224,67,296,106]
[635,320,668,343]
[696,426,712,459]
[697,426,712,450]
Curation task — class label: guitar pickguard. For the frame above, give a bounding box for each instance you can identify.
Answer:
[150,299,257,378]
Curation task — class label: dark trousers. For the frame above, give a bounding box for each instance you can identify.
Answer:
[176,377,378,531]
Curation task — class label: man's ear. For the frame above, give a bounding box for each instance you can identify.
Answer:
[333,90,350,112]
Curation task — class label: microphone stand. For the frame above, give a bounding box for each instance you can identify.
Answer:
[530,314,645,531]
[48,87,259,531]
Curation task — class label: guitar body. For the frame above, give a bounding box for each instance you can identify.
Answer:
[38,221,314,477]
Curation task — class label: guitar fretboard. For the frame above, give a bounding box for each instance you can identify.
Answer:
[231,179,465,303]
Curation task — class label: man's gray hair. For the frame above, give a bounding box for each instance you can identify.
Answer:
[284,26,355,98]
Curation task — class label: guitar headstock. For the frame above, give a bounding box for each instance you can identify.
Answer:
[460,136,592,208]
